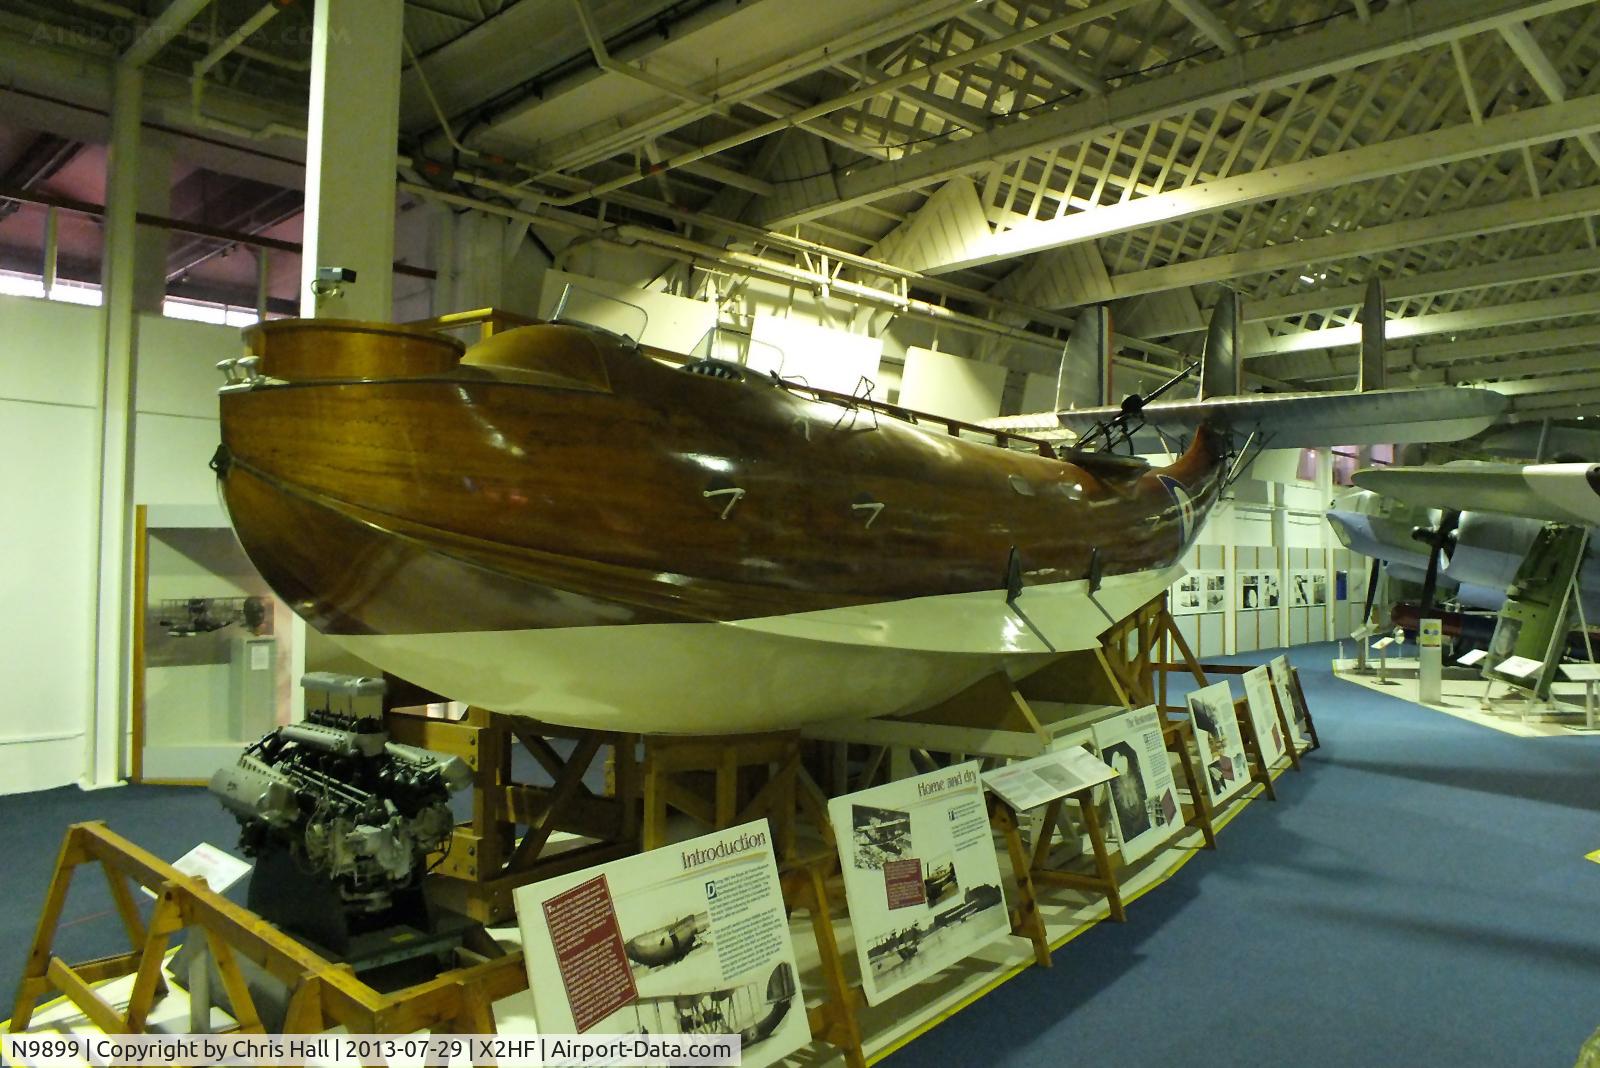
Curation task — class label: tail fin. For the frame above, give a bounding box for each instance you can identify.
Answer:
[1197,290,1241,400]
[1358,277,1386,392]
[1056,305,1112,409]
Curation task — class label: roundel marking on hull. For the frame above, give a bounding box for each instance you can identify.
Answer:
[1157,474,1196,547]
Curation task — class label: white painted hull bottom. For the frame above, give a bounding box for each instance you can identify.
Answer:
[332,566,1182,734]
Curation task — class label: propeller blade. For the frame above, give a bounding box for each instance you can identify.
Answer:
[1418,508,1462,615]
[1362,560,1382,625]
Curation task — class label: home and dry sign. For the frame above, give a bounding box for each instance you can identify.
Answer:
[882,858,926,909]
[540,875,637,1032]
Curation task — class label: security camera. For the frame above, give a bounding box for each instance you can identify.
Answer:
[310,266,357,299]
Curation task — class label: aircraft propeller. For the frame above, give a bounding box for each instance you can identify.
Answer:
[1360,560,1382,629]
[1412,508,1462,615]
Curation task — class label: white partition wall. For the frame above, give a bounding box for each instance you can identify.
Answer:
[133,313,235,504]
[0,297,239,794]
[0,296,102,792]
[539,269,716,354]
[898,347,1006,422]
[747,314,883,395]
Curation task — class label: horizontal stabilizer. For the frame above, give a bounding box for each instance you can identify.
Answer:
[987,385,1506,449]
[1353,462,1600,525]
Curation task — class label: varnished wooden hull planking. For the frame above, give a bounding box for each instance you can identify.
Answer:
[217,321,1229,731]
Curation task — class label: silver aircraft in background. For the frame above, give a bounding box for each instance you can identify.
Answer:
[1329,461,1600,641]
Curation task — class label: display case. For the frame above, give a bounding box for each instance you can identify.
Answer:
[133,504,296,783]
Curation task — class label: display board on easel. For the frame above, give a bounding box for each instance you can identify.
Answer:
[1090,706,1185,864]
[1185,680,1253,807]
[1242,665,1290,768]
[1268,655,1314,752]
[514,820,812,1065]
[828,763,1012,1006]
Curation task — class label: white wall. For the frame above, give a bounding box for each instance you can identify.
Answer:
[0,296,101,791]
[538,269,715,354]
[134,313,235,503]
[0,297,236,793]
[1167,449,1357,659]
[747,314,884,395]
[898,347,1006,422]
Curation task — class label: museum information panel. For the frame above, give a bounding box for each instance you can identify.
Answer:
[1186,680,1252,806]
[1269,655,1311,749]
[829,762,1011,1006]
[1242,664,1289,766]
[514,820,810,1066]
[982,745,1118,812]
[1089,706,1185,863]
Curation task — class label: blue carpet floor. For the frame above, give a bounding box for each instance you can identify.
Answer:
[884,643,1600,1068]
[6,648,1600,1066]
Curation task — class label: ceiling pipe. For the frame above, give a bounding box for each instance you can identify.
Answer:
[189,2,307,141]
[122,0,214,69]
[571,0,721,112]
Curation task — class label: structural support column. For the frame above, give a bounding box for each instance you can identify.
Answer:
[131,136,174,313]
[300,0,404,321]
[85,60,143,788]
[289,0,405,710]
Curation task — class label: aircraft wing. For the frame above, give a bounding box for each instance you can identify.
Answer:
[986,385,1507,449]
[1352,462,1600,526]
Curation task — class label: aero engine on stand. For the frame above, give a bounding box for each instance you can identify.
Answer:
[209,674,477,972]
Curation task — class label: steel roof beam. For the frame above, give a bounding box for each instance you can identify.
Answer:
[1239,247,1600,324]
[753,0,1597,227]
[925,92,1600,273]
[1246,287,1600,357]
[1105,182,1600,303]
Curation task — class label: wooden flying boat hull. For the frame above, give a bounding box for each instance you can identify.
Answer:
[214,319,1227,733]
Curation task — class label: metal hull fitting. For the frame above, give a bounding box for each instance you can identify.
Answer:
[216,319,1228,733]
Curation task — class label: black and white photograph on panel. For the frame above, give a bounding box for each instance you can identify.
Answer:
[1173,573,1202,615]
[922,855,959,907]
[852,804,912,870]
[1204,571,1228,612]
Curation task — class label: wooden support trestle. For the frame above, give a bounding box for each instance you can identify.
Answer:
[781,857,866,1068]
[1020,791,1127,923]
[641,730,833,856]
[385,705,642,925]
[11,823,525,1039]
